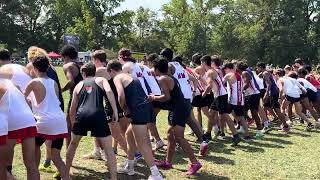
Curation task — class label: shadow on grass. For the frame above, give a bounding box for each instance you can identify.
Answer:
[249,141,285,149]
[202,155,235,165]
[262,137,293,145]
[235,144,265,153]
[192,171,230,180]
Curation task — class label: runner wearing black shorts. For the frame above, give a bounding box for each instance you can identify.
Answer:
[66,63,117,180]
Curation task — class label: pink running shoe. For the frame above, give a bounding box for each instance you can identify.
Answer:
[199,141,209,156]
[187,163,202,175]
[155,160,173,170]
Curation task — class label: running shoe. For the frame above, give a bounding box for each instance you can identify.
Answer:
[186,162,202,175]
[282,126,290,134]
[148,174,164,180]
[199,141,209,156]
[237,126,245,134]
[203,132,212,142]
[232,135,241,146]
[155,160,173,170]
[306,123,314,131]
[153,140,165,151]
[118,161,135,176]
[83,151,102,160]
[39,164,55,173]
[217,132,226,140]
[255,130,264,139]
[243,136,253,143]
[262,126,271,133]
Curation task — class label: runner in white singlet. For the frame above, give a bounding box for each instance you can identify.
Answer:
[276,69,314,130]
[223,62,251,142]
[0,82,9,179]
[24,56,69,180]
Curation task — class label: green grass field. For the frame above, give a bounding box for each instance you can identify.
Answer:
[11,67,320,180]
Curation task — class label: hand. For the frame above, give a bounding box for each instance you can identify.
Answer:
[202,92,206,98]
[112,112,119,122]
[147,95,154,101]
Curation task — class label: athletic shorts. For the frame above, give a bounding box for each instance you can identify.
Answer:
[168,104,191,128]
[130,103,155,125]
[260,89,266,99]
[264,94,280,109]
[0,135,7,146]
[35,136,64,150]
[245,93,260,111]
[8,126,37,140]
[229,104,245,117]
[73,112,111,137]
[105,108,124,123]
[306,89,318,103]
[152,101,170,110]
[191,94,213,108]
[212,94,230,114]
[285,95,301,104]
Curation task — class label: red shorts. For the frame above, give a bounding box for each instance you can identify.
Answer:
[0,135,7,145]
[36,133,69,140]
[8,126,37,140]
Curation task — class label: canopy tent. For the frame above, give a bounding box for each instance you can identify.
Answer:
[48,52,61,59]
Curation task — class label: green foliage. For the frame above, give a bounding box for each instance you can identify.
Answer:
[0,0,319,65]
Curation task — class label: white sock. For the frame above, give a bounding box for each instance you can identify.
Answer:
[127,160,135,170]
[150,165,160,176]
[264,121,269,128]
[94,147,101,154]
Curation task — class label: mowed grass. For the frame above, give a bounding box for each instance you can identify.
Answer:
[11,67,320,180]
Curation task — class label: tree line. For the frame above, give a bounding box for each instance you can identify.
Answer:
[0,0,319,66]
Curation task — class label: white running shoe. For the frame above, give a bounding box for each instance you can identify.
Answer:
[153,140,165,151]
[148,174,164,180]
[118,161,135,176]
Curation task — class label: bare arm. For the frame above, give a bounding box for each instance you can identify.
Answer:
[242,72,252,90]
[69,84,80,128]
[187,71,199,91]
[114,76,126,109]
[168,64,175,76]
[263,72,272,97]
[62,66,76,92]
[150,76,171,102]
[102,79,118,122]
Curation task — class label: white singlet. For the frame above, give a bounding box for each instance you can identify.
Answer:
[0,79,36,131]
[297,78,317,92]
[141,65,161,95]
[244,72,260,96]
[8,64,32,91]
[280,77,305,98]
[254,73,265,90]
[31,78,68,136]
[0,86,8,136]
[125,62,148,95]
[169,62,193,100]
[227,72,244,106]
[212,69,227,97]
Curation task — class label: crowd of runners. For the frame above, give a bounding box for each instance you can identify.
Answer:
[0,45,320,180]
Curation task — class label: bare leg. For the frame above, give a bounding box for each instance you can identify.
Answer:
[125,125,136,160]
[65,134,82,174]
[51,148,70,180]
[301,98,319,120]
[131,124,155,168]
[109,122,127,153]
[220,113,237,135]
[119,117,130,135]
[99,136,117,180]
[66,114,71,147]
[173,125,198,164]
[186,112,203,141]
[251,110,263,130]
[22,138,40,180]
[203,107,217,134]
[294,102,312,123]
[197,107,203,128]
[166,127,176,163]
[35,146,41,168]
[148,108,162,142]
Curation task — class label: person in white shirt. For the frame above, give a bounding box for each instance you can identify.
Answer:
[24,56,69,180]
[0,49,40,180]
[276,69,314,130]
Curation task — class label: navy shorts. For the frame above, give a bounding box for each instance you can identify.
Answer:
[245,93,260,111]
[212,94,230,114]
[130,103,155,125]
[229,104,245,117]
[285,95,301,104]
[264,93,280,109]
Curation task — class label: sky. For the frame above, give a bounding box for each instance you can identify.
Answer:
[116,0,171,12]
